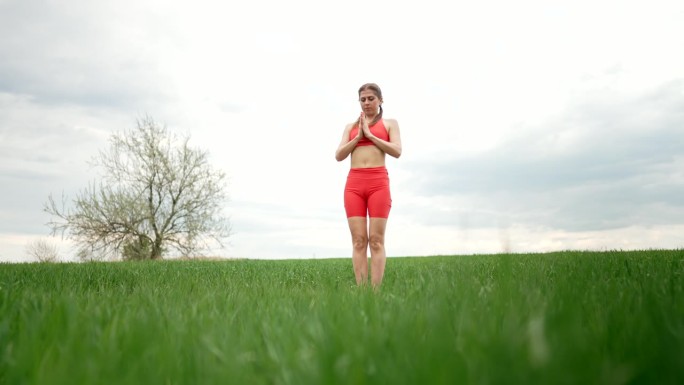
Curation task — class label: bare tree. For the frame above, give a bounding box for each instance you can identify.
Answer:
[45,116,230,260]
[26,238,60,263]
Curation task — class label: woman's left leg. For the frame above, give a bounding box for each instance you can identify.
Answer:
[366,169,391,288]
[368,217,387,287]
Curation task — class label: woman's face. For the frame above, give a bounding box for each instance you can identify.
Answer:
[359,90,382,116]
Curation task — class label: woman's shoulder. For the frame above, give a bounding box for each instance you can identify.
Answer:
[345,120,360,130]
[382,118,399,129]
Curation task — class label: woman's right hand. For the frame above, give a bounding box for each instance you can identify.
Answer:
[356,113,365,139]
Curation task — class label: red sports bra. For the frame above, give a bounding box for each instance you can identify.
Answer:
[349,119,390,146]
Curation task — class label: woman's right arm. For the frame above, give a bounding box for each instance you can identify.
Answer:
[335,123,361,161]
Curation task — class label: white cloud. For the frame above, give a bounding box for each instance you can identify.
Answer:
[404,80,684,233]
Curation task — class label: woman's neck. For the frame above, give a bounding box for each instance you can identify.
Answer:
[364,112,378,122]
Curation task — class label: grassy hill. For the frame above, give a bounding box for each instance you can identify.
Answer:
[1,250,683,384]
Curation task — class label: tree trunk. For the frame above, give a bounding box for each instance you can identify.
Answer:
[151,240,163,260]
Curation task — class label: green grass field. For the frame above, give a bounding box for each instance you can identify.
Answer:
[1,250,683,384]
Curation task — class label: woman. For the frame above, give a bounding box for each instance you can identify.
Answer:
[335,83,402,288]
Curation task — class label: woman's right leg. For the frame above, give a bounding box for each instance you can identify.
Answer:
[347,216,368,285]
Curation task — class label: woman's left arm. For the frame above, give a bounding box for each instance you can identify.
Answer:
[364,119,402,158]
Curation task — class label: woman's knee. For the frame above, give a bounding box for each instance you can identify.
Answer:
[369,234,385,252]
[352,234,368,250]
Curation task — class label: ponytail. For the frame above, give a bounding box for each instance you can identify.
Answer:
[370,104,383,126]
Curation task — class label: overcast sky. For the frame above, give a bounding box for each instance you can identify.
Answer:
[1,0,683,262]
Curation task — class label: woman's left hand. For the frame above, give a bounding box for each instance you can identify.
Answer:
[361,114,374,138]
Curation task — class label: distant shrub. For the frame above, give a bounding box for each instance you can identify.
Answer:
[25,238,60,263]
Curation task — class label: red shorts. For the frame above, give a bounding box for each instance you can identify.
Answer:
[344,167,392,218]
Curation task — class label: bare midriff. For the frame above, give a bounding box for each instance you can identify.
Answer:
[350,145,386,168]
